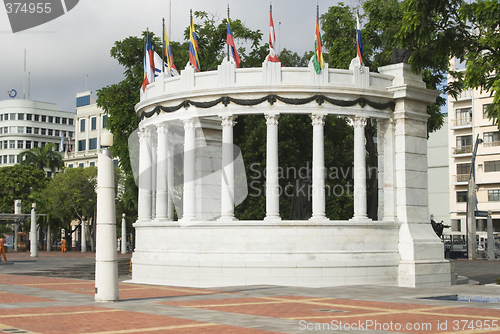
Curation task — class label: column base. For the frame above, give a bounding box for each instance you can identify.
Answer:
[309,216,329,222]
[349,216,372,222]
[264,215,282,221]
[218,215,238,222]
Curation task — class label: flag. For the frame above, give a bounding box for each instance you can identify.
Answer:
[226,16,241,68]
[59,132,65,152]
[67,137,72,152]
[356,13,363,66]
[189,13,200,71]
[142,34,155,91]
[312,15,324,74]
[163,25,179,76]
[265,7,280,63]
[154,51,162,77]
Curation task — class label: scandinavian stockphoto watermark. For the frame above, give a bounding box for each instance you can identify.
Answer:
[3,0,79,33]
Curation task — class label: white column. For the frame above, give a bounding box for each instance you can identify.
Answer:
[182,118,196,221]
[377,119,385,220]
[151,133,157,219]
[137,128,152,222]
[219,115,237,220]
[46,223,51,252]
[155,123,169,220]
[30,203,37,257]
[81,216,87,253]
[310,114,327,220]
[383,118,397,221]
[121,213,127,254]
[167,144,175,220]
[352,116,368,220]
[265,114,281,220]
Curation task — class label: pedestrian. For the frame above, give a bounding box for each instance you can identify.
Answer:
[61,238,67,253]
[0,237,7,262]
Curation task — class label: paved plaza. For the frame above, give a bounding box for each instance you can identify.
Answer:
[1,252,500,333]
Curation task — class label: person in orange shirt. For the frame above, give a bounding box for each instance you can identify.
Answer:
[61,238,67,253]
[0,237,7,262]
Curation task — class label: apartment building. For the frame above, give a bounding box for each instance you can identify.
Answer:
[0,99,75,176]
[448,59,499,232]
[63,91,116,168]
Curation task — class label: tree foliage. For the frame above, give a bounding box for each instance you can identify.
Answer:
[18,143,63,175]
[399,0,500,125]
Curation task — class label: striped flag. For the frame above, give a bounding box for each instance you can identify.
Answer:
[189,11,200,71]
[312,12,324,74]
[356,13,363,66]
[142,34,155,91]
[226,16,241,67]
[164,24,179,76]
[265,6,280,63]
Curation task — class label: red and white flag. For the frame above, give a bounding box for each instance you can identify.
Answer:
[265,8,280,63]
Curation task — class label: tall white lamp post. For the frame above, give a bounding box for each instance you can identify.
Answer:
[30,203,37,257]
[121,213,127,254]
[95,132,119,302]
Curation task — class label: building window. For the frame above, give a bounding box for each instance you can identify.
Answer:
[0,114,3,121]
[9,140,15,149]
[68,131,73,138]
[55,117,60,124]
[33,141,39,148]
[76,95,91,107]
[456,163,471,182]
[483,104,491,119]
[91,117,97,130]
[90,162,95,167]
[3,156,6,164]
[26,114,32,121]
[34,128,39,135]
[25,141,31,149]
[102,115,108,128]
[78,163,84,168]
[41,115,46,122]
[34,114,39,121]
[3,114,8,121]
[41,129,46,135]
[80,119,86,132]
[485,160,500,173]
[55,130,60,137]
[26,127,32,134]
[68,164,73,168]
[41,142,46,147]
[10,113,16,120]
[455,108,472,126]
[3,127,7,134]
[47,171,52,178]
[48,116,53,123]
[69,119,74,126]
[9,155,15,163]
[484,131,500,147]
[113,159,119,167]
[17,126,24,134]
[18,113,24,120]
[78,140,86,151]
[89,138,97,150]
[457,191,468,203]
[48,129,53,136]
[62,118,67,125]
[3,141,7,149]
[55,143,60,151]
[17,140,23,149]
[455,135,473,154]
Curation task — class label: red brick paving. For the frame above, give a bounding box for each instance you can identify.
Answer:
[0,291,54,304]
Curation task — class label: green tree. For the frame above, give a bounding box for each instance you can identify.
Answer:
[278,48,312,67]
[18,143,63,175]
[398,0,500,124]
[0,165,48,214]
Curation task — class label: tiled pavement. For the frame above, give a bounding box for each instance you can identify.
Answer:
[2,252,500,333]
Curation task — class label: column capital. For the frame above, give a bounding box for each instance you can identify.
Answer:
[221,115,238,128]
[183,118,195,130]
[310,114,326,127]
[265,114,280,126]
[156,122,170,134]
[353,116,368,128]
[138,127,152,142]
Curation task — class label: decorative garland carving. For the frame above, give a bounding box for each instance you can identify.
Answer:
[139,94,395,121]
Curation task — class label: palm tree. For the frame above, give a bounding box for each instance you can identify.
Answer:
[18,143,64,175]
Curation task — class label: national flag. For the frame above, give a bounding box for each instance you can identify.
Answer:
[265,7,280,63]
[356,13,363,66]
[67,137,72,152]
[59,132,65,152]
[142,34,155,91]
[226,16,241,67]
[163,25,178,76]
[154,51,162,77]
[312,15,324,74]
[189,13,200,71]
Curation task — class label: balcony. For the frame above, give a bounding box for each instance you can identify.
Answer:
[454,174,470,183]
[483,141,500,148]
[452,117,472,127]
[452,145,473,155]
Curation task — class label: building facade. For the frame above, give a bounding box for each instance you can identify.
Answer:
[63,91,115,168]
[0,99,75,176]
[448,59,499,232]
[428,113,450,225]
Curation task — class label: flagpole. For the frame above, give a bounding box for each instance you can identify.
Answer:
[227,4,230,62]
[162,18,165,74]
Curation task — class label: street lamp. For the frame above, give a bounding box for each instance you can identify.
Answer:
[95,132,118,302]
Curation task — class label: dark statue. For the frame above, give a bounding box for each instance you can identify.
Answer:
[289,171,312,220]
[431,219,450,238]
